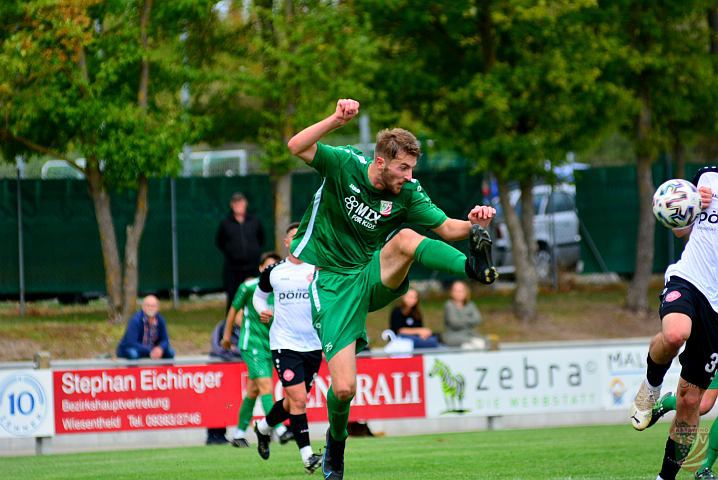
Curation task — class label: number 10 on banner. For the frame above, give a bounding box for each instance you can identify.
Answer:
[0,373,51,437]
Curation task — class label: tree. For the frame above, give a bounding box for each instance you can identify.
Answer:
[597,0,716,311]
[360,0,617,321]
[0,0,215,323]
[195,0,378,250]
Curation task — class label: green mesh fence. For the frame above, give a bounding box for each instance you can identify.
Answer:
[576,163,704,275]
[0,168,482,297]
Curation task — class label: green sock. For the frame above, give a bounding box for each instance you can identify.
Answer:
[414,238,467,277]
[701,420,718,471]
[260,394,274,415]
[238,396,257,430]
[327,386,352,442]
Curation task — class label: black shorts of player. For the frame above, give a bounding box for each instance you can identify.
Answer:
[272,349,322,392]
[660,276,718,389]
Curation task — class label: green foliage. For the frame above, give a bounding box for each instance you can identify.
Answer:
[0,0,216,187]
[598,0,718,158]
[363,0,622,181]
[196,0,379,174]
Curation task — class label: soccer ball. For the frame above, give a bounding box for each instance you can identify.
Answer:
[652,179,702,229]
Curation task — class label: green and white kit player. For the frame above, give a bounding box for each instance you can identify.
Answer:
[288,98,498,479]
[222,252,292,447]
[650,378,718,479]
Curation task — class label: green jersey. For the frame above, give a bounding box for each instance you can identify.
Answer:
[291,143,448,273]
[230,278,273,352]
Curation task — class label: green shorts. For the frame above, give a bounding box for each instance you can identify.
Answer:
[241,347,273,379]
[310,250,409,361]
[710,375,718,390]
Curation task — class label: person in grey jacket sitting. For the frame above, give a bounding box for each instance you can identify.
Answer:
[442,280,485,349]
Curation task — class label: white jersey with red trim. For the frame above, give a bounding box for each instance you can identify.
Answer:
[665,167,718,313]
[256,259,321,351]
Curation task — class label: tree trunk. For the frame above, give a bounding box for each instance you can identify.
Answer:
[672,129,685,180]
[519,179,537,263]
[626,97,656,312]
[709,8,718,55]
[497,176,537,321]
[272,172,292,253]
[121,175,149,320]
[137,0,152,109]
[86,158,124,324]
[477,1,495,71]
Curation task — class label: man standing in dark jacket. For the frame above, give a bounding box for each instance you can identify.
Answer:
[215,192,265,312]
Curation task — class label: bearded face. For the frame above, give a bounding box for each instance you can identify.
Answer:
[378,152,417,194]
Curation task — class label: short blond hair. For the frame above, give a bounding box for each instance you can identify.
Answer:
[375,128,421,161]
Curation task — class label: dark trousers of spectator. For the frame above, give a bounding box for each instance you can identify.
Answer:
[116,346,176,359]
[399,334,440,349]
[223,266,255,313]
[213,266,254,445]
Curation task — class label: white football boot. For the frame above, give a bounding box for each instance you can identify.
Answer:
[630,380,661,430]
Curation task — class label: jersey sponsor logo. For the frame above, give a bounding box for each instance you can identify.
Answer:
[277,290,310,302]
[697,211,718,224]
[665,291,681,303]
[344,195,381,230]
[349,183,361,194]
[380,200,393,216]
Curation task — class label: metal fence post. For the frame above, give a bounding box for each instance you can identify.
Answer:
[33,351,51,455]
[16,157,26,316]
[170,178,179,308]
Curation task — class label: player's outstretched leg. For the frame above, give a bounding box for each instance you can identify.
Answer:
[631,379,664,430]
[278,428,294,445]
[696,468,718,479]
[254,422,271,460]
[254,398,293,460]
[322,428,345,480]
[304,452,322,474]
[631,348,675,430]
[465,224,498,284]
[231,395,256,447]
[645,392,676,429]
[695,419,718,479]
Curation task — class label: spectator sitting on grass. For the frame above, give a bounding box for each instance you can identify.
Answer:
[116,295,175,360]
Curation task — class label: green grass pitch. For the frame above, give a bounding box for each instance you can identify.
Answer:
[0,422,707,479]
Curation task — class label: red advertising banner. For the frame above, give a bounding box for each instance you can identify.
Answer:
[54,363,246,434]
[300,355,426,422]
[54,355,426,434]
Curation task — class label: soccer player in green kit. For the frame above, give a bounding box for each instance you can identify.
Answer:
[287,98,498,479]
[222,252,293,447]
[650,386,718,479]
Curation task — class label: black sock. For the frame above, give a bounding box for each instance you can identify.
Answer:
[659,437,692,480]
[266,399,290,427]
[290,413,310,449]
[646,354,671,388]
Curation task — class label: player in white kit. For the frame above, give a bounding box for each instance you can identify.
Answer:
[629,166,717,480]
[252,222,323,474]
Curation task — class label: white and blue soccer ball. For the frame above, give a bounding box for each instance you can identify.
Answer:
[652,178,702,229]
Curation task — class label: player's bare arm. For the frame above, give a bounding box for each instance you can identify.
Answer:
[287,99,360,163]
[221,306,243,350]
[671,186,712,238]
[433,206,496,241]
